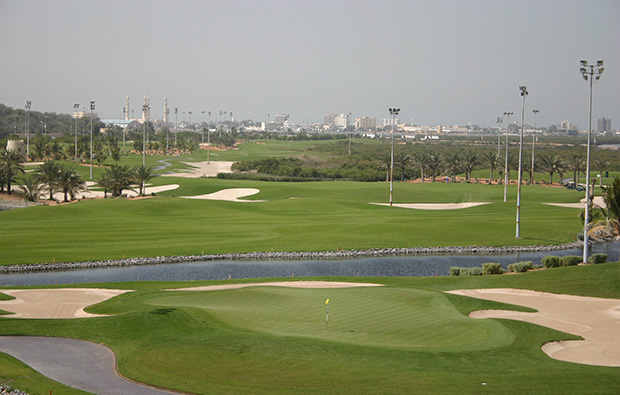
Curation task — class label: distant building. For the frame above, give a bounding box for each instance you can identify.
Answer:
[355,116,376,130]
[324,112,337,126]
[6,140,25,158]
[382,117,400,127]
[274,114,289,125]
[560,120,577,131]
[597,117,612,133]
[335,113,349,129]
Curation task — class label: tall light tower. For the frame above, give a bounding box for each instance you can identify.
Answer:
[142,102,150,166]
[531,109,540,184]
[580,59,605,263]
[516,86,528,238]
[174,108,178,148]
[388,108,400,206]
[74,103,79,162]
[89,101,95,179]
[25,101,31,161]
[503,111,513,202]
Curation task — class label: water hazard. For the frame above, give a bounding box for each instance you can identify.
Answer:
[1,242,617,286]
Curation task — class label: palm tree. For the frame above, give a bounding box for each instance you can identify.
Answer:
[133,165,155,197]
[483,151,500,184]
[106,164,134,197]
[538,154,564,185]
[35,161,61,200]
[567,153,586,185]
[426,150,442,182]
[412,150,431,182]
[443,151,461,182]
[394,152,411,181]
[592,159,609,187]
[56,165,86,202]
[18,175,43,202]
[96,171,113,199]
[601,177,620,234]
[461,150,479,182]
[380,154,391,182]
[0,150,25,195]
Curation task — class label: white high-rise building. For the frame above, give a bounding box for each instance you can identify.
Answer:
[163,96,169,123]
[335,113,349,129]
[355,116,376,130]
[597,117,611,133]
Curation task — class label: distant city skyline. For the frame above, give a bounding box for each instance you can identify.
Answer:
[1,0,618,128]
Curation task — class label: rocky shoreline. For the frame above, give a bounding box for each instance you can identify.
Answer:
[0,241,585,273]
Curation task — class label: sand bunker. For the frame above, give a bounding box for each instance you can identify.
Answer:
[181,188,265,202]
[52,182,180,200]
[0,282,380,319]
[0,288,130,319]
[543,196,606,209]
[171,281,384,292]
[162,161,233,178]
[371,202,491,210]
[446,288,620,367]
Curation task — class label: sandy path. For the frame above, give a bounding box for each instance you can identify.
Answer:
[161,161,233,178]
[371,202,491,210]
[446,288,620,367]
[0,288,130,319]
[171,280,384,291]
[181,188,265,202]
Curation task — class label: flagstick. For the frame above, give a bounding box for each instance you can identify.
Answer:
[326,305,329,331]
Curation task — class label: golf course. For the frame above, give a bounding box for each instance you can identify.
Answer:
[1,138,619,394]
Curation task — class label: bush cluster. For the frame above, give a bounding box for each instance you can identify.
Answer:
[482,262,503,275]
[561,255,582,266]
[542,256,561,268]
[588,253,608,264]
[450,265,500,276]
[508,261,533,273]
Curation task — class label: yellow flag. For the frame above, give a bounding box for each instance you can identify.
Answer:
[325,298,330,305]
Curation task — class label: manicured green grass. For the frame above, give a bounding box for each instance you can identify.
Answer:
[0,180,584,266]
[1,263,618,394]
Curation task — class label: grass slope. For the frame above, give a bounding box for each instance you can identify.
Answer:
[1,263,618,394]
[0,180,583,266]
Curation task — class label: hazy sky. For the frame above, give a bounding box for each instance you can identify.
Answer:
[1,0,618,128]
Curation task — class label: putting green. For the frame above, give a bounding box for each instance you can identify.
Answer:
[146,287,515,351]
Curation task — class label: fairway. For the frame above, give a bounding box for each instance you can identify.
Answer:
[148,286,514,351]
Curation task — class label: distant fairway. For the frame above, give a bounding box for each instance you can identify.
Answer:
[148,286,515,351]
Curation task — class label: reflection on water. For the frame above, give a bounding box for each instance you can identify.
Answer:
[0,242,618,286]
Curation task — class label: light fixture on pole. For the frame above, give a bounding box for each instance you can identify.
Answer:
[122,107,127,155]
[503,111,513,202]
[388,108,400,206]
[580,59,604,263]
[73,104,79,161]
[142,102,150,166]
[25,101,31,161]
[516,86,528,238]
[531,109,539,185]
[89,101,95,179]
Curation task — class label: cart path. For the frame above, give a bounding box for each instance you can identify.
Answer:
[0,336,188,395]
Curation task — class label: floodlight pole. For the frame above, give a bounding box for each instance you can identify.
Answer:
[142,103,150,167]
[25,101,31,161]
[516,86,528,238]
[503,112,513,202]
[580,60,604,263]
[389,108,400,206]
[89,101,95,179]
[74,104,79,162]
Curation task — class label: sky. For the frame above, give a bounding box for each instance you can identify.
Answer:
[1,0,618,129]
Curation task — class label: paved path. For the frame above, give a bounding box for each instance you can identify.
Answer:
[0,336,187,395]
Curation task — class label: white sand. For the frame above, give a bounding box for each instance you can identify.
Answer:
[543,196,606,209]
[371,202,491,210]
[0,282,380,319]
[51,183,180,200]
[446,288,620,367]
[0,288,130,319]
[181,188,265,202]
[162,161,233,178]
[171,281,384,292]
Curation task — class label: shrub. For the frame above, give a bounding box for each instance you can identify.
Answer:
[482,262,503,275]
[508,261,533,273]
[460,267,483,276]
[542,256,561,268]
[588,253,608,264]
[561,255,582,266]
[449,266,461,276]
